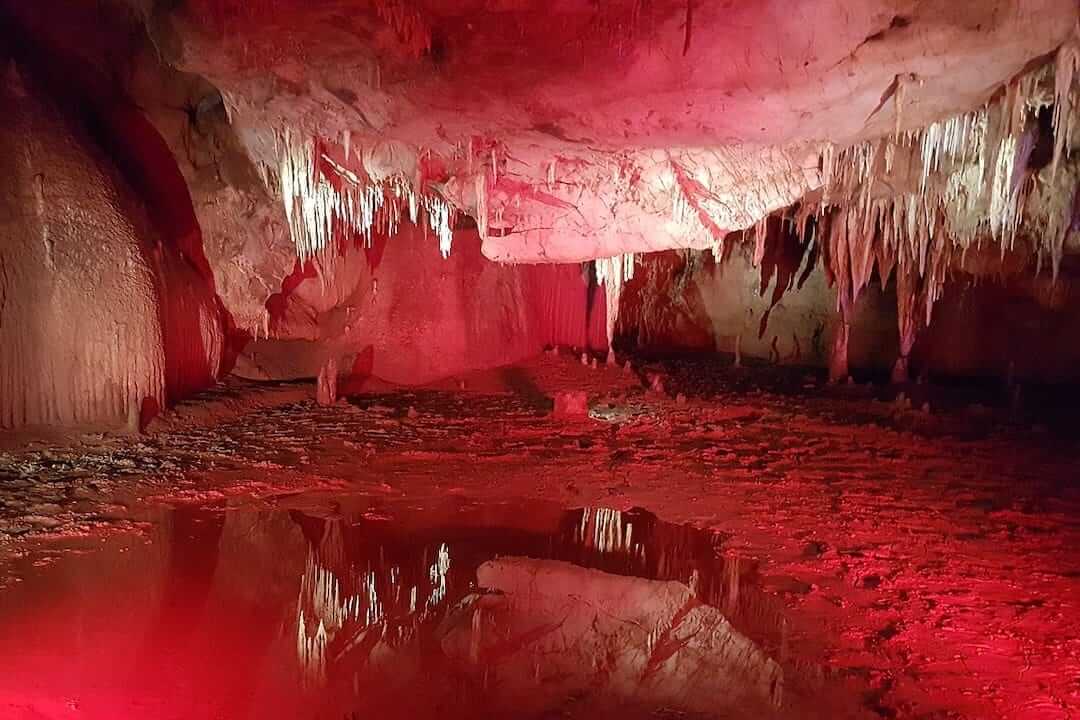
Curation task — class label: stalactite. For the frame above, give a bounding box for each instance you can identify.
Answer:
[810,51,1078,374]
[752,214,769,267]
[426,195,454,258]
[1052,30,1080,179]
[893,264,919,383]
[277,128,454,261]
[595,253,635,360]
[821,143,836,202]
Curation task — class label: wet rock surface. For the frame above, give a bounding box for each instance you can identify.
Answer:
[0,355,1077,718]
[0,498,850,719]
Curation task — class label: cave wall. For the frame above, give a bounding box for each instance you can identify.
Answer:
[0,0,233,430]
[124,43,299,339]
[618,247,1080,383]
[98,105,229,399]
[236,226,607,386]
[0,68,167,428]
[0,66,224,430]
[617,249,894,370]
[916,273,1080,383]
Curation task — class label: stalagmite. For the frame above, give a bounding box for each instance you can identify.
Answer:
[316,356,339,406]
[828,320,850,385]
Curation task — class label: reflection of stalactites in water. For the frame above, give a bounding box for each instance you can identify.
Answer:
[294,519,354,684]
[296,550,342,685]
[576,507,639,557]
[296,549,382,686]
[725,555,740,617]
[427,543,451,609]
[290,506,794,712]
[469,603,483,664]
[295,529,455,686]
[296,607,330,687]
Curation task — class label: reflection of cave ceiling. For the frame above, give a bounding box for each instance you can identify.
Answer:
[158,0,1077,263]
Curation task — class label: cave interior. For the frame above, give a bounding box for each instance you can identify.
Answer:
[1,1,1079,718]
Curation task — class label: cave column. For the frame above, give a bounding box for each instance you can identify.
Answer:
[828,310,851,384]
[892,265,919,383]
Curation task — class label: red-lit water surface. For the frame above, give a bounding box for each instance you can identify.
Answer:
[0,496,866,719]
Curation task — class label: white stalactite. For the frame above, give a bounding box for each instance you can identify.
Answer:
[818,53,1078,335]
[277,128,454,260]
[1052,30,1080,179]
[595,253,635,356]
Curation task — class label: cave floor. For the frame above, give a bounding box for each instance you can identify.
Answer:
[0,354,1078,719]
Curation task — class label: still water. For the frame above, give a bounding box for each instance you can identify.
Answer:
[0,495,822,719]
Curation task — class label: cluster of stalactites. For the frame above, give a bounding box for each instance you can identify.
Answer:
[595,253,636,352]
[294,527,455,685]
[276,128,454,262]
[575,507,642,558]
[295,548,388,686]
[823,197,951,325]
[816,39,1079,329]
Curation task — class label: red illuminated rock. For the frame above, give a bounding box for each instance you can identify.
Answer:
[552,391,589,418]
[3,0,1080,430]
[0,66,224,430]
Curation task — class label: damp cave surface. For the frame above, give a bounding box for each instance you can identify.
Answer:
[0,496,799,720]
[0,356,1078,720]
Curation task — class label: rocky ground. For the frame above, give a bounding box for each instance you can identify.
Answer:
[0,352,1078,719]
